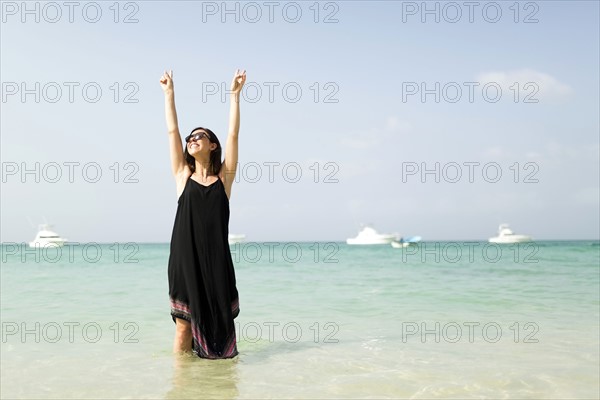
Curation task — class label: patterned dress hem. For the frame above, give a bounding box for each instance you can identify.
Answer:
[170,297,239,359]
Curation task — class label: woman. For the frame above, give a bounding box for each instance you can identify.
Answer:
[159,69,246,358]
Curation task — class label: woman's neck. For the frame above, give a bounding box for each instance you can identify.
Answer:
[193,157,212,178]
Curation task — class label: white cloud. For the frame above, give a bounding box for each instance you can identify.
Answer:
[480,141,598,163]
[480,145,539,161]
[385,116,411,133]
[481,146,508,159]
[476,69,573,101]
[542,140,599,160]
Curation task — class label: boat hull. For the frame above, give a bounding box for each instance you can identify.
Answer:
[347,238,394,245]
[228,234,246,245]
[488,236,532,244]
[28,240,67,248]
[346,226,398,245]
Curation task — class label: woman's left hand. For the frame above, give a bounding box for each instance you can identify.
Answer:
[230,69,247,94]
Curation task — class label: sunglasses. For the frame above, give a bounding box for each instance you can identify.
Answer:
[186,132,210,142]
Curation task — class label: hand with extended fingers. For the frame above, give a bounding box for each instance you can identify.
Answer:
[230,69,247,95]
[160,70,174,94]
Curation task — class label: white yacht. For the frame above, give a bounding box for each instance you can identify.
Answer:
[391,236,422,248]
[228,233,246,244]
[346,226,398,245]
[29,224,68,248]
[488,224,532,244]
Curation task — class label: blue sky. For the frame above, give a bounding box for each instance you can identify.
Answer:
[1,1,599,242]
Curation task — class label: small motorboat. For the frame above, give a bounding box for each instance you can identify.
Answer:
[29,224,68,248]
[346,226,398,245]
[391,236,422,248]
[488,224,532,244]
[228,233,246,244]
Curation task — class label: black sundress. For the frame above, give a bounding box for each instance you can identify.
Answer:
[168,176,239,358]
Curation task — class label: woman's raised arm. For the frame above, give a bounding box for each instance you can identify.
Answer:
[160,70,186,177]
[222,69,246,197]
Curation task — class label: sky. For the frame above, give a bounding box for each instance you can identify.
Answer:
[1,0,599,242]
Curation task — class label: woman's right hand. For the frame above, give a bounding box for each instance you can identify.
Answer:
[160,70,174,94]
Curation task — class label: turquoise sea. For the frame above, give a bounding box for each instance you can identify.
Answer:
[1,241,599,399]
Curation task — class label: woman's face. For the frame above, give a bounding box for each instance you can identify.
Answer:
[187,130,214,155]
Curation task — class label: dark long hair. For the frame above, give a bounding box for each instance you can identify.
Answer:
[183,127,222,175]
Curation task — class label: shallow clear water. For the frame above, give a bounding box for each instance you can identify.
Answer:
[1,241,599,399]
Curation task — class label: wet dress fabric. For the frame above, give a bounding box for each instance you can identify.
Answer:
[168,176,239,358]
